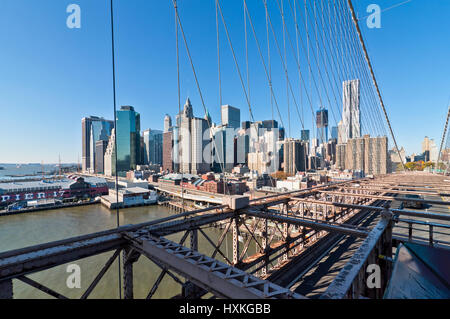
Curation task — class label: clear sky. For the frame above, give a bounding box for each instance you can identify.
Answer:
[0,0,448,163]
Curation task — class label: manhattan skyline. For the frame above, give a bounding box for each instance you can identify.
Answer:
[0,0,449,163]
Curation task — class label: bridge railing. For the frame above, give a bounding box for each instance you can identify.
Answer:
[320,210,394,299]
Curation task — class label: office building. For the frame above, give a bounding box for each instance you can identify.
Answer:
[221,105,240,129]
[177,98,210,175]
[81,116,114,173]
[116,106,141,174]
[344,135,388,175]
[164,114,172,133]
[284,139,307,175]
[104,129,116,176]
[331,126,338,140]
[163,131,174,172]
[301,129,310,142]
[336,144,346,170]
[94,140,109,174]
[143,129,163,165]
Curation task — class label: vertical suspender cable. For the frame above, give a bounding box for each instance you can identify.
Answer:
[109,0,122,299]
[346,0,405,171]
[174,0,184,211]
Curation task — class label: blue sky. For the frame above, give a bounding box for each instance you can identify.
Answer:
[0,0,448,163]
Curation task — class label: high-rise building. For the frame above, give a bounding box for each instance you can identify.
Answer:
[191,117,210,175]
[221,105,240,129]
[344,135,388,175]
[342,79,361,143]
[248,129,281,174]
[422,136,438,162]
[116,105,141,174]
[143,129,163,165]
[162,131,174,172]
[177,98,210,175]
[104,129,116,176]
[301,129,310,142]
[284,139,307,175]
[325,139,337,164]
[363,135,388,175]
[164,114,172,133]
[94,140,109,174]
[316,108,329,145]
[331,126,338,140]
[336,144,346,170]
[81,116,114,173]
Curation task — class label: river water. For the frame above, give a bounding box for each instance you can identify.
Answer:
[0,203,248,299]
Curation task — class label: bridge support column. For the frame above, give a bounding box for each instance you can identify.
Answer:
[123,247,140,299]
[261,217,268,276]
[190,229,198,251]
[282,203,289,262]
[0,279,13,299]
[232,217,240,265]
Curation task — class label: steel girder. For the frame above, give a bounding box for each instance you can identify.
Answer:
[126,233,306,299]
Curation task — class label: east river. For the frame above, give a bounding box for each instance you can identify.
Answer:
[0,204,252,299]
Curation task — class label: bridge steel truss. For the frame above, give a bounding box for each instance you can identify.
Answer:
[0,174,449,299]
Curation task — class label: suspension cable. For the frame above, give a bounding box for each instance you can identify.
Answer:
[109,0,122,300]
[346,0,406,171]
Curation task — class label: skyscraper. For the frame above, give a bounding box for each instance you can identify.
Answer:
[331,126,338,140]
[116,105,141,174]
[81,116,114,173]
[104,128,116,176]
[177,98,210,175]
[301,129,310,142]
[164,114,172,133]
[95,140,109,174]
[221,105,240,129]
[162,131,174,172]
[342,79,361,143]
[284,139,307,175]
[143,129,163,165]
[344,135,388,175]
[316,108,329,145]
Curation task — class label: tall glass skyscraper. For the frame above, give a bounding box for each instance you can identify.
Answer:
[143,129,163,165]
[116,105,141,173]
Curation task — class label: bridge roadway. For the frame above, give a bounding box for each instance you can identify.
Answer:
[154,183,225,205]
